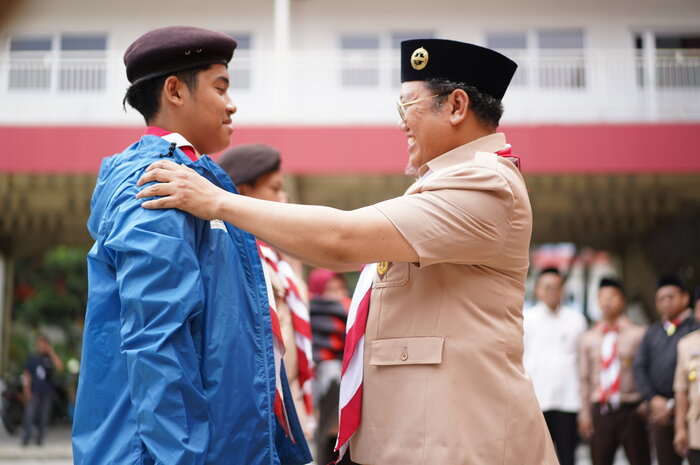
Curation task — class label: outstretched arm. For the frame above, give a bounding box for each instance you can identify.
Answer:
[136,160,418,267]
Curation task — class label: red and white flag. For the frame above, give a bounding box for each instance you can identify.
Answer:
[258,242,316,422]
[335,263,376,462]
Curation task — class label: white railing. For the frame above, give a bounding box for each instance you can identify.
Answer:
[0,49,698,124]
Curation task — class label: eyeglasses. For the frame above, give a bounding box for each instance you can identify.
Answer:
[396,94,439,122]
[397,93,452,121]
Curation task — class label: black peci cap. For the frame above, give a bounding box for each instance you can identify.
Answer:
[657,273,686,292]
[538,267,561,278]
[401,39,517,100]
[124,26,237,85]
[217,144,281,186]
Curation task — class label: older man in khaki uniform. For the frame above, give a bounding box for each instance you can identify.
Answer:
[136,38,558,465]
[674,329,700,464]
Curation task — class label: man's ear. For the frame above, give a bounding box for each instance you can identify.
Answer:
[162,75,187,108]
[448,89,469,126]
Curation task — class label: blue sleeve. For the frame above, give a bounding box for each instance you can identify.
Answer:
[104,187,209,465]
[633,328,655,401]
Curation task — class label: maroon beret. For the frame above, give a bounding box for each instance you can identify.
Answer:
[401,39,517,100]
[217,144,281,186]
[124,26,237,84]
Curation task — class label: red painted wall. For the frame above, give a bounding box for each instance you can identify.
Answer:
[2,124,699,174]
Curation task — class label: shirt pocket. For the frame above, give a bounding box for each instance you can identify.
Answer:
[372,262,410,288]
[369,336,444,366]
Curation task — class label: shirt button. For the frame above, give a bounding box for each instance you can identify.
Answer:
[400,352,409,361]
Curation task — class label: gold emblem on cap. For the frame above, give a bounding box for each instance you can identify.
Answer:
[377,262,390,276]
[411,47,429,70]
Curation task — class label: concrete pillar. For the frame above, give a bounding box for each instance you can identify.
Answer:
[642,30,658,121]
[273,0,291,121]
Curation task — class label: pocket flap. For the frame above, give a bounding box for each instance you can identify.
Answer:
[369,337,444,366]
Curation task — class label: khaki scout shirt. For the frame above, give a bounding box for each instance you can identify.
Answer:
[674,330,700,449]
[578,316,646,414]
[350,133,558,465]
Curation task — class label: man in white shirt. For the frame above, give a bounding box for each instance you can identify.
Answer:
[524,267,588,465]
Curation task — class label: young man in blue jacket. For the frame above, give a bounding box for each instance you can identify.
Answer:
[71,26,311,465]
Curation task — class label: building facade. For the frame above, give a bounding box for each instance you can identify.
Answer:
[1,0,699,371]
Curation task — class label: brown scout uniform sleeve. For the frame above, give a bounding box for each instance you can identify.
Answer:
[579,329,594,420]
[373,157,514,268]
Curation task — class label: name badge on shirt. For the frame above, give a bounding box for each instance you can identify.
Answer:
[210,219,226,231]
[690,355,698,384]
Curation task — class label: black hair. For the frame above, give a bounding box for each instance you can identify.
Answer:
[599,277,624,293]
[424,78,504,130]
[122,65,210,123]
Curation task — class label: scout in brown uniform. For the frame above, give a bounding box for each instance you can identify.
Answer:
[674,329,700,464]
[136,38,558,465]
[578,278,650,465]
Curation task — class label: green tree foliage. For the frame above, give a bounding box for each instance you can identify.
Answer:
[10,246,87,364]
[13,245,88,329]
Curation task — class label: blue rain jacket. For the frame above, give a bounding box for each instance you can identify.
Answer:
[72,135,311,465]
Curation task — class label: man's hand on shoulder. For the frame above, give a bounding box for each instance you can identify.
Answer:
[136,160,225,221]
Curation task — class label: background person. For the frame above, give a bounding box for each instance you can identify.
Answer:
[634,273,697,465]
[217,143,316,439]
[21,333,63,446]
[577,278,650,465]
[673,326,700,464]
[523,267,587,465]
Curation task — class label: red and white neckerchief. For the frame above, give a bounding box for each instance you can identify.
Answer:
[258,248,294,442]
[663,316,683,337]
[599,322,621,413]
[496,144,521,171]
[334,263,376,462]
[144,126,198,162]
[257,242,315,422]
